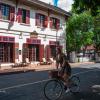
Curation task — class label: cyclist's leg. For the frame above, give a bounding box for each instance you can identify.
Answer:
[62,73,70,88]
[62,66,71,90]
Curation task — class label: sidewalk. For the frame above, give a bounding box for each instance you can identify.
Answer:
[0,62,95,75]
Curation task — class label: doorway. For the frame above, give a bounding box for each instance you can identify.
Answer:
[0,43,14,63]
[28,44,39,62]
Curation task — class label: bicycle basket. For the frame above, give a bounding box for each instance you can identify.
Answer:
[48,70,59,78]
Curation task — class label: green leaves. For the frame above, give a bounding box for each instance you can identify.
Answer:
[72,0,99,16]
[70,0,100,53]
[66,12,94,52]
[93,14,100,51]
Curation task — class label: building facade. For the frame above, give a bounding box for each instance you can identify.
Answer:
[0,0,70,66]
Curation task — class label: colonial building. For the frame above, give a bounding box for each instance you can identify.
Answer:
[0,0,71,67]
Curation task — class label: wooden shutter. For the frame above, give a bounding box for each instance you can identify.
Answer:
[44,16,48,27]
[50,17,53,28]
[10,6,15,21]
[46,45,51,61]
[22,43,28,62]
[35,13,40,26]
[56,19,60,30]
[0,3,2,19]
[14,43,19,60]
[17,8,22,23]
[39,45,44,62]
[26,10,30,24]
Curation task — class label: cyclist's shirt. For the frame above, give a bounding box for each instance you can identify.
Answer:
[56,53,71,75]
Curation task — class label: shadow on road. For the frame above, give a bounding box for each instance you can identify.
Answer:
[0,66,100,100]
[61,67,100,100]
[63,91,100,100]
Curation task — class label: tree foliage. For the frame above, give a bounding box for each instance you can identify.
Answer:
[93,14,100,51]
[66,12,94,53]
[72,0,100,16]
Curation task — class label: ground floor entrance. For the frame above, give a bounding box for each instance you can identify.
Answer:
[22,38,44,62]
[46,41,62,61]
[0,42,14,63]
[28,44,39,62]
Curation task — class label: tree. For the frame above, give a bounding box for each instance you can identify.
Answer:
[93,14,100,52]
[70,0,100,62]
[66,12,94,61]
[72,0,100,16]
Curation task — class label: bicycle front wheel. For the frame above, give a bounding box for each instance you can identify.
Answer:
[69,76,80,93]
[44,79,63,100]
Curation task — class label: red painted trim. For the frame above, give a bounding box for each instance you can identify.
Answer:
[17,8,22,23]
[0,36,15,43]
[44,16,48,27]
[49,41,59,45]
[49,41,56,45]
[50,17,53,28]
[56,19,60,30]
[26,38,41,44]
[46,45,51,61]
[35,13,40,26]
[26,10,30,24]
[10,6,15,21]
[39,44,44,62]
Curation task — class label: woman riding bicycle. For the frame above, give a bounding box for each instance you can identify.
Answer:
[44,49,80,100]
[56,47,71,91]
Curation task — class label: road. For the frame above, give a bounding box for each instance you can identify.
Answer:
[0,63,100,100]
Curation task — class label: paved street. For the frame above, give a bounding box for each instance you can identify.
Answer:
[0,63,100,100]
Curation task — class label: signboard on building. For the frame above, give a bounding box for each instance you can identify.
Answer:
[30,31,38,38]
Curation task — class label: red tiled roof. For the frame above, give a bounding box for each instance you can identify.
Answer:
[86,45,95,50]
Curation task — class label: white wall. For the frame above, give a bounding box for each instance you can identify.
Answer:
[0,0,66,37]
[0,0,66,61]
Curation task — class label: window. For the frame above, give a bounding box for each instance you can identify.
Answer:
[17,8,30,24]
[52,18,57,29]
[0,43,14,63]
[39,14,45,27]
[0,3,15,21]
[1,3,10,20]
[22,9,26,23]
[50,17,60,29]
[35,13,48,27]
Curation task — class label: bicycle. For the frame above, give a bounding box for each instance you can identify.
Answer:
[44,70,80,100]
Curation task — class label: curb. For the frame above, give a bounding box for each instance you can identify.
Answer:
[0,69,35,75]
[0,62,95,75]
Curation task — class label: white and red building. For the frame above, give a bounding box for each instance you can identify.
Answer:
[0,0,71,67]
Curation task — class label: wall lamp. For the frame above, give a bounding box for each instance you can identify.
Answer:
[19,32,23,39]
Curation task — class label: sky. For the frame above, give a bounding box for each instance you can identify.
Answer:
[39,0,74,12]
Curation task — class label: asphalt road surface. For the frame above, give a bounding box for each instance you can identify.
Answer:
[0,63,100,100]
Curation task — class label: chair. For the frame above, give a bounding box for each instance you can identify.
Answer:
[49,58,56,64]
[40,58,51,65]
[25,58,30,64]
[22,58,31,66]
[12,59,23,67]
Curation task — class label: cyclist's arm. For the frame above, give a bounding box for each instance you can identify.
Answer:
[62,54,67,67]
[56,61,59,69]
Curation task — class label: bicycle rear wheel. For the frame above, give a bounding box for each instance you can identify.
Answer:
[69,76,80,93]
[44,79,63,100]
